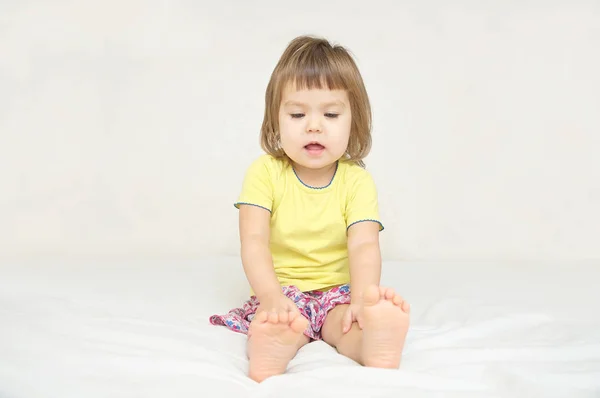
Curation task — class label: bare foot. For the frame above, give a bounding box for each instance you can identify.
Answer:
[247,310,309,382]
[360,285,410,368]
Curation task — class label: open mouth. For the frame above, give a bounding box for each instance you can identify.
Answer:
[304,143,325,151]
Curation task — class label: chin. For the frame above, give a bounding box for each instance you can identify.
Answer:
[285,149,340,169]
[300,158,337,170]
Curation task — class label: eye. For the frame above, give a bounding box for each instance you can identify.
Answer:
[290,113,305,119]
[325,113,339,118]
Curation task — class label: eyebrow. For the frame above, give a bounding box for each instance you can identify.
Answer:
[283,100,346,108]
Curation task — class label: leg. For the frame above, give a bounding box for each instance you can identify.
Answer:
[321,304,363,363]
[321,285,410,368]
[246,310,310,383]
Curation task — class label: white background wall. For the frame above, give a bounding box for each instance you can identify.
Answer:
[1,1,598,261]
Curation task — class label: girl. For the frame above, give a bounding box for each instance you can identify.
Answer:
[210,35,410,383]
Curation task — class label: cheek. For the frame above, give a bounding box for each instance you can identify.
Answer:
[344,117,352,134]
[335,116,352,138]
[277,119,298,147]
[339,118,352,148]
[278,118,292,137]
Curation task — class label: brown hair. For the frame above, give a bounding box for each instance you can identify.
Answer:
[260,35,372,167]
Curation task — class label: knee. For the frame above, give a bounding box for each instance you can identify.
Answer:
[321,305,349,345]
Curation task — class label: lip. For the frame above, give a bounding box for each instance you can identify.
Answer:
[304,142,325,156]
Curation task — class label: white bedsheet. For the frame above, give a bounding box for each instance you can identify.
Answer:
[1,256,599,397]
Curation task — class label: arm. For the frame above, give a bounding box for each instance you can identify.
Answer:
[238,204,282,301]
[347,221,382,303]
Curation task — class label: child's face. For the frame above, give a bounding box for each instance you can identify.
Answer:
[278,83,351,171]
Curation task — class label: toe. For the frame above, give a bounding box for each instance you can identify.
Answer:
[384,288,396,300]
[401,301,411,313]
[290,315,309,334]
[267,311,279,324]
[288,311,298,321]
[278,310,289,324]
[363,285,381,306]
[392,294,404,306]
[254,311,269,324]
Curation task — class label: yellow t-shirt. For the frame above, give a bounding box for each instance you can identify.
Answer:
[235,154,383,292]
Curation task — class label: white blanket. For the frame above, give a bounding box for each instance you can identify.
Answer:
[1,256,599,397]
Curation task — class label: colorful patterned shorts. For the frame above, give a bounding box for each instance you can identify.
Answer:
[209,284,351,340]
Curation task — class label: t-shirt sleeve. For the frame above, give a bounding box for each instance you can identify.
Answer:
[234,156,274,213]
[345,170,384,231]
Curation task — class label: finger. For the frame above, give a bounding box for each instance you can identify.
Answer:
[357,313,364,330]
[342,309,352,334]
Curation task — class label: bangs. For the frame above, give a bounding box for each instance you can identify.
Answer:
[281,45,350,91]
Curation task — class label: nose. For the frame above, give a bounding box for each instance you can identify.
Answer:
[306,116,322,133]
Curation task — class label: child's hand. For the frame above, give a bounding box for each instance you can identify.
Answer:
[342,303,364,334]
[256,293,300,316]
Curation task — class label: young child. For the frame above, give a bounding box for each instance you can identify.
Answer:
[210,35,410,383]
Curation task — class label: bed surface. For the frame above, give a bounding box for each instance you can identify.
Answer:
[1,256,599,397]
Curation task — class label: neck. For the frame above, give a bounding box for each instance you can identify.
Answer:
[292,161,337,188]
